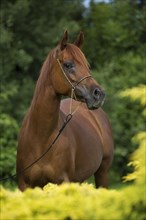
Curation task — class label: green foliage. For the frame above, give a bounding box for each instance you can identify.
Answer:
[123,132,146,184]
[0,77,35,181]
[0,132,145,220]
[0,78,35,121]
[83,0,146,67]
[0,0,83,81]
[121,85,146,116]
[0,114,18,179]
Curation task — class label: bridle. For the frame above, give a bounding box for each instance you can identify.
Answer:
[57,59,92,114]
[57,59,92,90]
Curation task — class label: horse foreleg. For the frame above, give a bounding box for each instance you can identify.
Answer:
[94,158,111,188]
[62,172,70,183]
[18,177,30,191]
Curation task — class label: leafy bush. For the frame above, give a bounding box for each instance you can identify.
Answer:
[121,85,146,117]
[0,131,145,220]
[0,78,35,122]
[0,78,34,183]
[0,113,18,180]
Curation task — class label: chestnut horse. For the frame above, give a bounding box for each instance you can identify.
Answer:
[17,31,114,191]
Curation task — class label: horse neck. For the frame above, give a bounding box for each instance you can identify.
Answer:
[27,72,61,143]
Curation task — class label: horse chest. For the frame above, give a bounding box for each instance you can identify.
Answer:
[25,162,69,188]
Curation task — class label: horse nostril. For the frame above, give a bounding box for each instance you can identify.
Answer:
[93,88,101,98]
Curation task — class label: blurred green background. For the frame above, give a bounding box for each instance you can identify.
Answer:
[0,0,145,188]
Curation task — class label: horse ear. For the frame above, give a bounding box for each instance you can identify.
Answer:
[60,30,68,50]
[74,31,84,48]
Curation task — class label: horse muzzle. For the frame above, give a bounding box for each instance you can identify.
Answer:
[85,88,105,110]
[75,86,105,110]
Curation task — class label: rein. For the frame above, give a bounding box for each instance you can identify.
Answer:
[0,59,92,182]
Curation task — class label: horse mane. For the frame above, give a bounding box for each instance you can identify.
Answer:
[32,43,89,101]
[33,47,58,100]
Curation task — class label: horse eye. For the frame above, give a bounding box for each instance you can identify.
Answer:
[63,62,74,69]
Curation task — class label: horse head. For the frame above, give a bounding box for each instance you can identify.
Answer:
[50,30,105,110]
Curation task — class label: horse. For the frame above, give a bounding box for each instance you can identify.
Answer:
[17,31,114,191]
